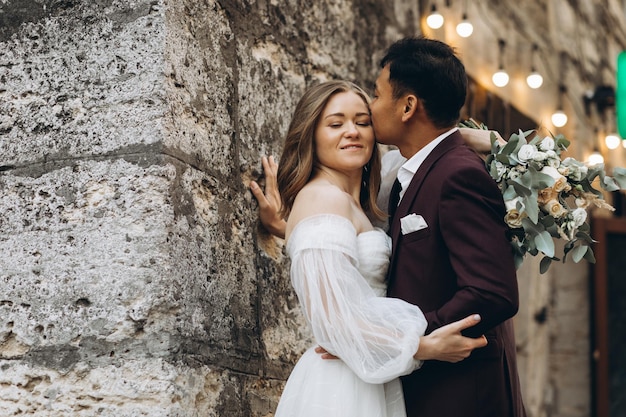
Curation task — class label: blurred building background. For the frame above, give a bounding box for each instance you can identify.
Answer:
[0,0,625,416]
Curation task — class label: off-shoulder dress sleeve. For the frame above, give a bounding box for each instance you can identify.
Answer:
[286,214,427,384]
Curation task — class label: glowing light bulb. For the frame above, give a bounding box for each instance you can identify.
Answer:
[606,134,621,149]
[456,18,473,37]
[492,70,509,87]
[588,151,604,166]
[526,71,543,89]
[551,110,568,127]
[427,9,444,29]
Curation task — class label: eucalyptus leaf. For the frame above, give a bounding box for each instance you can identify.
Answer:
[540,215,556,228]
[584,247,596,263]
[571,245,588,263]
[501,133,520,157]
[601,175,620,192]
[539,256,552,274]
[534,230,555,257]
[612,167,626,188]
[521,217,543,236]
[510,178,532,197]
[575,231,596,243]
[555,136,570,150]
[524,193,539,223]
[528,168,555,190]
[502,184,518,200]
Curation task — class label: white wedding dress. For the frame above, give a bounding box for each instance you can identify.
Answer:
[274,214,428,417]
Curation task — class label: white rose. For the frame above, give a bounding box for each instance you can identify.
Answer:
[539,137,555,151]
[532,151,548,162]
[572,207,587,228]
[518,144,538,163]
[547,157,561,169]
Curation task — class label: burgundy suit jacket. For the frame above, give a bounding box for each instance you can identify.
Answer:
[387,131,526,417]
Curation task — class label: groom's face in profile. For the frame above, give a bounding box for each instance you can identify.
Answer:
[370,65,402,147]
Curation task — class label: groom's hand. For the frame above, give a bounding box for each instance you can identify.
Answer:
[414,314,488,363]
[315,346,339,360]
[250,155,287,238]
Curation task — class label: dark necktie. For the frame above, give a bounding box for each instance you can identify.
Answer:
[388,178,402,221]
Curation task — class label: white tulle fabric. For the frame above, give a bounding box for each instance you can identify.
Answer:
[274,214,427,417]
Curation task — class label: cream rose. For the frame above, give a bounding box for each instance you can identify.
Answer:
[504,197,527,228]
[538,187,558,204]
[541,166,570,192]
[543,199,568,218]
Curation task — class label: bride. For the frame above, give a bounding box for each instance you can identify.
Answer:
[250,80,488,417]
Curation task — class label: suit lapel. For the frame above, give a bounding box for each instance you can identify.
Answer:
[388,131,466,270]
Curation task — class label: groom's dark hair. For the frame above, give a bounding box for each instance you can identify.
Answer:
[381,36,467,128]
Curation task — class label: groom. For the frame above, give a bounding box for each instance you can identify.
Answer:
[371,37,526,417]
[252,37,526,417]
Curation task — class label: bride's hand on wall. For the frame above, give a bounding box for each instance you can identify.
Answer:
[250,155,287,239]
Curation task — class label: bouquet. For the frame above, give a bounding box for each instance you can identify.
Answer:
[460,119,626,273]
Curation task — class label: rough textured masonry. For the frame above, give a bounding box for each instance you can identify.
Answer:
[0,0,414,415]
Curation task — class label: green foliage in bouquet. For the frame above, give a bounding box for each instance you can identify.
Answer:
[460,119,626,273]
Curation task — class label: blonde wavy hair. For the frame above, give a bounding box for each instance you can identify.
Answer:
[277,80,384,221]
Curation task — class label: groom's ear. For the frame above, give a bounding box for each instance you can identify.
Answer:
[401,94,419,122]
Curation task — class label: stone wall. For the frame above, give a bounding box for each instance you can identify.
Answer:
[0,0,418,415]
[1,0,625,416]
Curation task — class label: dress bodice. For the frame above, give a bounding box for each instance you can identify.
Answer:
[356,229,391,297]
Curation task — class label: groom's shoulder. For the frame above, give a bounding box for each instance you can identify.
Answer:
[442,141,485,168]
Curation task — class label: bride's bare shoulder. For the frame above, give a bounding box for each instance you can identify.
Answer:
[287,183,352,228]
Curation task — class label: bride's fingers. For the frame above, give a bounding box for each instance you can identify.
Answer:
[263,156,279,195]
[448,314,482,333]
[250,180,269,207]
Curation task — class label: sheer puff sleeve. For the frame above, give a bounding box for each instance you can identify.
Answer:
[286,214,427,384]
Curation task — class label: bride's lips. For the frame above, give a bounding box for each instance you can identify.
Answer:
[340,144,364,150]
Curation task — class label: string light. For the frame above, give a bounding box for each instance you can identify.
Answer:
[551,85,568,127]
[493,69,509,87]
[526,44,543,89]
[551,110,568,127]
[456,1,473,37]
[426,4,444,29]
[456,14,473,37]
[588,151,604,166]
[606,133,621,149]
[492,39,509,87]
